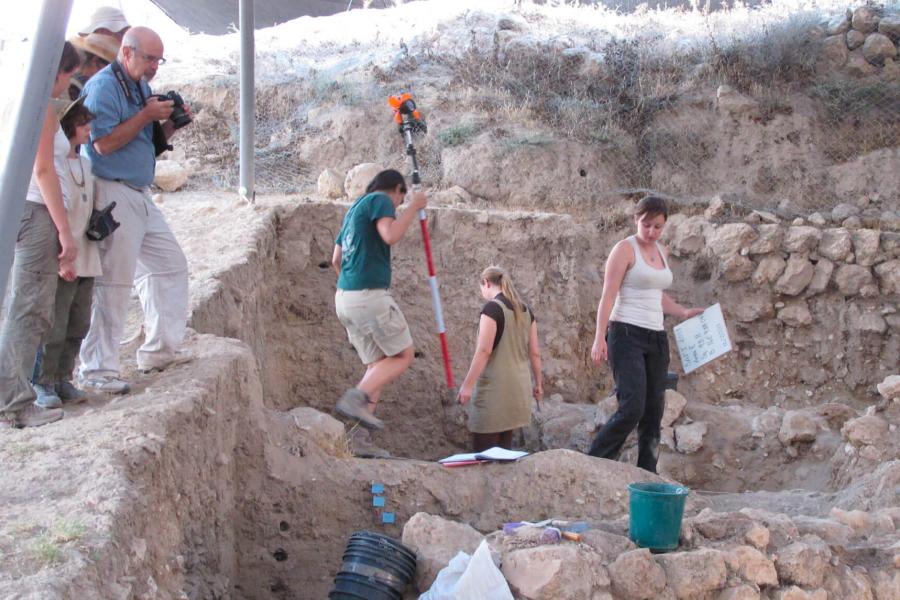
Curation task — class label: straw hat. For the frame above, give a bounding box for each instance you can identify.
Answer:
[78,6,130,36]
[52,96,86,122]
[71,33,120,64]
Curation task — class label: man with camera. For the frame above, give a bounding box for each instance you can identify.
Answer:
[78,26,191,394]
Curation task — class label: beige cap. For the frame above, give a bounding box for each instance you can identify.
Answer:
[71,33,120,64]
[78,6,130,36]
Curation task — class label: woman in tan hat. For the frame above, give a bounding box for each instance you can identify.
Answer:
[68,33,121,100]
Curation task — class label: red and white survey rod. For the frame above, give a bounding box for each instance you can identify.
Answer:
[388,93,455,389]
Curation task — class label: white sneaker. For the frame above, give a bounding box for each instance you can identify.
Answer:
[80,376,131,395]
[137,353,192,374]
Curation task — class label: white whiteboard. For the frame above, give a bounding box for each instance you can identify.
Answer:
[673,303,732,374]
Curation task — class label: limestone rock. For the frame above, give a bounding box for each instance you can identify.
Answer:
[880,16,900,40]
[502,544,610,600]
[748,224,783,255]
[845,52,879,76]
[716,85,758,117]
[872,569,900,600]
[433,185,473,205]
[740,509,799,548]
[655,548,727,600]
[154,160,188,192]
[808,212,827,226]
[848,305,887,333]
[727,545,778,587]
[752,407,783,438]
[852,6,880,34]
[791,516,852,546]
[675,421,707,453]
[806,258,834,295]
[777,301,813,327]
[846,29,867,50]
[705,196,726,219]
[819,35,849,68]
[722,254,754,282]
[580,529,636,562]
[316,168,345,199]
[401,512,485,591]
[729,292,774,322]
[827,14,851,36]
[671,216,707,256]
[831,203,860,222]
[707,223,757,257]
[608,548,667,600]
[819,228,852,261]
[862,33,898,66]
[828,508,872,537]
[744,523,771,549]
[661,390,688,428]
[835,264,876,296]
[720,585,761,600]
[289,407,348,457]
[818,403,856,430]
[877,374,900,399]
[752,255,786,286]
[774,537,831,587]
[784,226,822,253]
[778,410,819,444]
[773,587,827,600]
[852,229,881,267]
[841,415,889,447]
[874,259,900,295]
[774,255,815,296]
[692,509,754,541]
[344,162,382,200]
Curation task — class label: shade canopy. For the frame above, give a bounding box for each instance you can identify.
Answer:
[148,0,403,35]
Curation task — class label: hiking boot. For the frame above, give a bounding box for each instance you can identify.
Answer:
[33,383,62,409]
[137,352,192,374]
[0,413,17,429]
[348,428,391,459]
[17,404,63,428]
[56,380,87,404]
[335,388,384,430]
[80,376,131,395]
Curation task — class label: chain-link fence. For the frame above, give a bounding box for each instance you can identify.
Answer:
[174,1,899,218]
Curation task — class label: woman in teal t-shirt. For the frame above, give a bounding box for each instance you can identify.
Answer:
[332,169,427,432]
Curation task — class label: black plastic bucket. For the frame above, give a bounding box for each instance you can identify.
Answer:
[329,531,416,600]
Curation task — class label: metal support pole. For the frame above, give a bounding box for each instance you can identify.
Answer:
[0,0,73,300]
[238,0,255,203]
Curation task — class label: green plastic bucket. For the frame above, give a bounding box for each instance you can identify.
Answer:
[627,482,689,553]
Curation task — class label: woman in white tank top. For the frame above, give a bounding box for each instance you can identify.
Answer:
[0,42,81,429]
[587,196,704,474]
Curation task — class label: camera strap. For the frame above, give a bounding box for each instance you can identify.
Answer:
[111,60,147,106]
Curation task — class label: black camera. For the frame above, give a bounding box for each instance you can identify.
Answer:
[152,91,192,130]
[86,201,120,242]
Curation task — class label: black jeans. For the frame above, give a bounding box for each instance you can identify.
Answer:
[588,321,670,473]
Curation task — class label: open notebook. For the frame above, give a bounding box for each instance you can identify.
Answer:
[438,447,529,464]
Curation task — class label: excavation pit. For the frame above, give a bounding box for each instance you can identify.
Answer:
[0,194,897,600]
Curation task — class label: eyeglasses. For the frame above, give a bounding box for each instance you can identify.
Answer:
[400,186,408,194]
[129,46,167,65]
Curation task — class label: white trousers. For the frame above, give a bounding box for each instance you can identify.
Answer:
[78,180,188,378]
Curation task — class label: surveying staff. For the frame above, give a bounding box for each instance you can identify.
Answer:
[588,196,704,473]
[0,42,81,429]
[458,266,543,452]
[332,169,427,430]
[78,27,190,395]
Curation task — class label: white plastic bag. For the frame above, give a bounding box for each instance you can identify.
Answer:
[420,539,513,600]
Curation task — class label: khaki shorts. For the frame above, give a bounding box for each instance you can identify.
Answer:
[335,289,413,365]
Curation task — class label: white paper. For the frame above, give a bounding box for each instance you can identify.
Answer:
[673,303,732,374]
[438,447,529,464]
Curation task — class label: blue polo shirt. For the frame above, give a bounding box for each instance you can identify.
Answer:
[82,62,155,188]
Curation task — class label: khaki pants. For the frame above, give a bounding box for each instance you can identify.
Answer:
[35,276,94,384]
[335,289,413,365]
[0,203,59,414]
